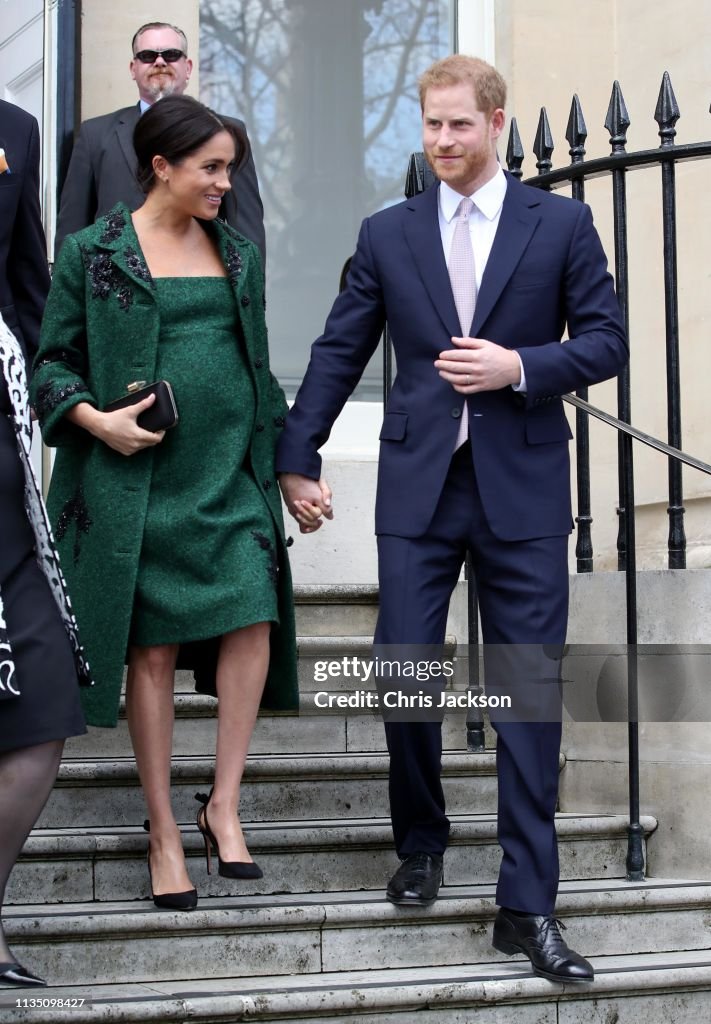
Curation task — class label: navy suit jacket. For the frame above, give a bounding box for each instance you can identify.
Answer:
[55,104,266,264]
[0,99,50,365]
[276,173,628,542]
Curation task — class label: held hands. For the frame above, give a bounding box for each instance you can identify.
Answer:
[279,473,333,534]
[70,394,165,456]
[435,336,521,393]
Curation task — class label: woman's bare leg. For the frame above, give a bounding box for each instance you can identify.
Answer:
[205,622,271,861]
[126,643,193,894]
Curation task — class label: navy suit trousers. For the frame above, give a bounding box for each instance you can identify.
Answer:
[374,442,568,915]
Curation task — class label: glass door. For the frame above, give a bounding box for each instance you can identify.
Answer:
[200,0,453,401]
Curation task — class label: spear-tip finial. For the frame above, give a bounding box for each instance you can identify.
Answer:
[654,71,680,146]
[533,107,554,172]
[506,117,525,179]
[566,94,588,161]
[604,80,631,152]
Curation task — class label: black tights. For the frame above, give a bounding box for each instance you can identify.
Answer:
[0,739,63,964]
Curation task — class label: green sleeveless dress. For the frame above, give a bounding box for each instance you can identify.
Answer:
[130,277,279,646]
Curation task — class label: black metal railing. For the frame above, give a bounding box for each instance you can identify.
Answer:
[389,72,711,880]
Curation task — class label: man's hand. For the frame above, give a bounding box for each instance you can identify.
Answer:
[435,336,521,393]
[278,473,333,534]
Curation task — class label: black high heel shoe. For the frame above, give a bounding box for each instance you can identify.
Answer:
[143,820,198,910]
[0,962,46,987]
[195,790,263,879]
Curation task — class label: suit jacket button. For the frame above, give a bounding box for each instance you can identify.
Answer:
[255,422,265,432]
[451,407,462,419]
[274,415,285,428]
[254,358,264,369]
[241,295,251,307]
[263,480,272,490]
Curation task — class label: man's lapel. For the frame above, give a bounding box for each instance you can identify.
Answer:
[403,184,462,340]
[114,105,141,179]
[471,173,542,335]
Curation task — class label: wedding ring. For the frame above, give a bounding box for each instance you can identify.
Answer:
[466,374,472,385]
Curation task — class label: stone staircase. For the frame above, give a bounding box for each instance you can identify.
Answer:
[3,585,711,1022]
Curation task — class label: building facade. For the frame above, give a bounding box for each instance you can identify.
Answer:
[1,0,710,576]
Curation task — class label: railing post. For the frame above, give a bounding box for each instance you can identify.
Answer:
[605,82,632,574]
[655,72,686,569]
[566,95,594,573]
[623,432,644,879]
[464,556,485,752]
[604,81,644,880]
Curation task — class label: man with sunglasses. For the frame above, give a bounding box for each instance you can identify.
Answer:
[55,22,265,262]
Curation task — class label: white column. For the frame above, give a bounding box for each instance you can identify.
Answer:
[456,0,496,61]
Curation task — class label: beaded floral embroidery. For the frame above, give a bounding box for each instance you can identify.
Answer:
[56,483,93,565]
[124,246,153,286]
[225,244,243,284]
[35,380,85,420]
[80,247,134,310]
[252,530,278,586]
[99,209,126,244]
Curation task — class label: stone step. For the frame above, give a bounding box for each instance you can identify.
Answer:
[8,812,654,906]
[6,950,708,1024]
[64,680,485,761]
[1,878,704,990]
[293,583,379,636]
[39,750,507,829]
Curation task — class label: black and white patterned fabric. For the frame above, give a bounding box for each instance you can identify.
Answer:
[0,314,93,699]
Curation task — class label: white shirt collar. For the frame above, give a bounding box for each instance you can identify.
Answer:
[439,165,507,223]
[139,99,151,114]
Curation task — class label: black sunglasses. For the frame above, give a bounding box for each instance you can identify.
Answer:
[133,48,186,64]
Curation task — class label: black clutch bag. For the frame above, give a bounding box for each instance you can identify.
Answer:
[104,380,179,432]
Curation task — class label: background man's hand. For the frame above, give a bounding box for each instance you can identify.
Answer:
[435,336,521,393]
[279,473,333,534]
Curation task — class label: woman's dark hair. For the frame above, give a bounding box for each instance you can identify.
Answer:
[133,94,249,194]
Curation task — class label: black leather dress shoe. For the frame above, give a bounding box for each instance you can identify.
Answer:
[0,962,47,987]
[492,908,594,983]
[386,852,443,906]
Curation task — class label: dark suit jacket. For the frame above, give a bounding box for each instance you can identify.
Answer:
[0,99,50,365]
[276,173,628,542]
[55,103,266,263]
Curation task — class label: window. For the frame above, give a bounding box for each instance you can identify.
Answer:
[201,0,452,398]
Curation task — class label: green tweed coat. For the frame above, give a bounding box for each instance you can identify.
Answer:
[31,204,298,727]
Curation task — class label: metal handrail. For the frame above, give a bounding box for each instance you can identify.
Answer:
[562,394,711,476]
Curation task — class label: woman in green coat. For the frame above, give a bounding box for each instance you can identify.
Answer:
[31,96,298,910]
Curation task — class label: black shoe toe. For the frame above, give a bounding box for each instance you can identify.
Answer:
[386,852,443,906]
[492,908,594,983]
[0,963,47,987]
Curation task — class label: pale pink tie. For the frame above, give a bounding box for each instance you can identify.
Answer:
[448,197,476,450]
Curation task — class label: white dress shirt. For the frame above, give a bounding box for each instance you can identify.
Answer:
[438,167,526,394]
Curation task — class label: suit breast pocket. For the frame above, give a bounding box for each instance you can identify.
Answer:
[379,412,408,442]
[508,274,559,294]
